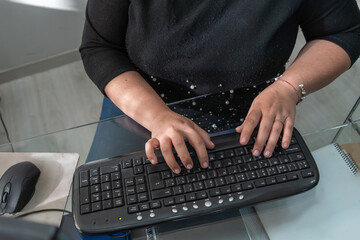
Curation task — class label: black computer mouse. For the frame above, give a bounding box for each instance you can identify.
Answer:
[0,161,40,214]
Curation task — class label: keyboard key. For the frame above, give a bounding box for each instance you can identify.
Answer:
[80,171,89,187]
[172,186,183,195]
[277,164,288,173]
[246,171,258,180]
[114,198,124,207]
[193,181,205,191]
[289,152,305,162]
[175,196,186,204]
[242,155,253,163]
[225,175,236,184]
[150,201,161,209]
[204,179,215,189]
[127,206,138,214]
[235,173,247,182]
[185,193,196,201]
[111,172,120,181]
[151,188,172,199]
[103,200,112,210]
[248,162,260,170]
[298,160,309,169]
[258,159,270,168]
[217,168,228,177]
[256,169,268,178]
[268,158,280,166]
[133,166,144,175]
[101,182,111,191]
[90,169,99,177]
[207,170,217,179]
[286,173,299,181]
[139,203,150,211]
[196,191,208,199]
[214,161,222,169]
[147,163,168,174]
[215,177,225,186]
[133,158,142,166]
[216,151,226,159]
[278,155,291,164]
[241,182,254,190]
[91,184,100,193]
[101,174,110,183]
[122,159,133,168]
[276,175,287,183]
[81,204,90,214]
[92,202,102,212]
[138,193,149,202]
[90,176,99,185]
[149,173,165,190]
[232,156,243,165]
[163,197,175,206]
[112,180,122,189]
[80,187,90,205]
[266,177,277,185]
[162,170,172,179]
[186,174,197,183]
[225,150,235,158]
[301,170,314,178]
[197,172,208,180]
[285,145,301,153]
[220,186,232,194]
[208,153,216,161]
[184,183,194,193]
[91,193,101,202]
[227,166,238,174]
[267,167,278,176]
[222,158,233,167]
[230,184,242,192]
[127,195,137,205]
[287,163,299,172]
[209,188,221,197]
[126,186,136,195]
[135,176,145,185]
[100,165,119,175]
[254,179,266,188]
[102,191,112,200]
[113,189,123,198]
[175,176,186,185]
[238,164,249,172]
[234,147,245,156]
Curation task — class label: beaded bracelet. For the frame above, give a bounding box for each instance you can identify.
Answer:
[274,75,306,104]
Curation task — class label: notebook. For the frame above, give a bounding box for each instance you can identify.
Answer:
[255,143,360,240]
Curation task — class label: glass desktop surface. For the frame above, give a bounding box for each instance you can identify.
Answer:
[0,92,359,240]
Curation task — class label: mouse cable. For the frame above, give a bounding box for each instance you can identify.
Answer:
[15,208,72,218]
[0,108,14,152]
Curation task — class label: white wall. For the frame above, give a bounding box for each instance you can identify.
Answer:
[0,0,86,70]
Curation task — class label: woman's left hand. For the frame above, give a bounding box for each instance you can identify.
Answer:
[236,80,298,158]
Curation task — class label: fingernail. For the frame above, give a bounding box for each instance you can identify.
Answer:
[187,164,193,169]
[174,168,181,174]
[283,142,289,148]
[241,137,247,144]
[149,159,154,164]
[211,141,215,147]
[264,151,271,157]
[202,162,209,168]
[253,150,260,156]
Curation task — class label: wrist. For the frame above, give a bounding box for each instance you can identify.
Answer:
[274,75,306,104]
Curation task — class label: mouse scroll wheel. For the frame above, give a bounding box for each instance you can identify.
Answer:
[1,192,8,203]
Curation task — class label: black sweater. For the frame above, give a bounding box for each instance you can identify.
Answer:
[80,0,360,97]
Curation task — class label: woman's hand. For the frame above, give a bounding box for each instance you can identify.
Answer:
[145,110,215,174]
[236,81,298,158]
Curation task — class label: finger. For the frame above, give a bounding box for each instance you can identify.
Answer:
[240,110,262,145]
[185,129,209,168]
[145,138,160,164]
[282,117,295,149]
[160,137,181,174]
[193,124,215,149]
[235,123,244,133]
[171,134,194,170]
[263,118,284,157]
[253,114,275,156]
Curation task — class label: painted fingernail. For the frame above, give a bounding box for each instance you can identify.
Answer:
[253,150,260,156]
[264,151,271,157]
[187,164,193,169]
[174,168,181,174]
[202,162,209,168]
[241,137,247,144]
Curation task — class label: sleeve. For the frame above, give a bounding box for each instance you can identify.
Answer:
[79,0,137,95]
[297,0,360,66]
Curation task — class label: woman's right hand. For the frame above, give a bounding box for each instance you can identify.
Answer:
[145,109,215,174]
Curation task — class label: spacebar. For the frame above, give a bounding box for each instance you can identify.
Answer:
[151,188,172,200]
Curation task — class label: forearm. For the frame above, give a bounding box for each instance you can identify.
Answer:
[104,71,171,131]
[281,39,351,96]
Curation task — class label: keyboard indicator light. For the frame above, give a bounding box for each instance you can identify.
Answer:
[118,217,122,220]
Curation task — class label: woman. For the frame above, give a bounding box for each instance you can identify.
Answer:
[81,0,360,174]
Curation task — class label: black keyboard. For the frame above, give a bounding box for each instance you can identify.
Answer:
[72,129,319,234]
